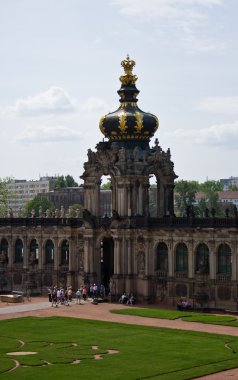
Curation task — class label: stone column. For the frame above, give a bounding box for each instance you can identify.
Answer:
[84,237,90,273]
[127,238,132,275]
[38,239,43,270]
[68,239,73,272]
[53,237,59,271]
[114,237,121,275]
[23,236,28,269]
[168,242,173,277]
[232,242,237,281]
[8,239,14,268]
[209,243,216,280]
[188,242,193,279]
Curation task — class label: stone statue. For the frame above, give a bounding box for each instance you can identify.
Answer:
[8,208,13,218]
[38,206,43,218]
[133,146,139,161]
[31,209,35,218]
[46,209,51,218]
[54,208,59,218]
[60,205,65,218]
[118,147,126,163]
[138,251,145,273]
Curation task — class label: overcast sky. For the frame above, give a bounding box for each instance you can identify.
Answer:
[0,0,238,184]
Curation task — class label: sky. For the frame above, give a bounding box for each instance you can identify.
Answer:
[0,0,238,184]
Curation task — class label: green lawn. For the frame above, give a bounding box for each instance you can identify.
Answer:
[111,307,238,326]
[0,317,238,379]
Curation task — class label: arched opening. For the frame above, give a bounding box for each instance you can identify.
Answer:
[175,243,188,273]
[45,240,54,265]
[61,240,69,266]
[100,237,114,289]
[217,243,232,275]
[195,243,209,274]
[100,175,112,217]
[149,174,157,217]
[29,239,39,265]
[15,239,23,264]
[0,238,8,265]
[156,242,168,273]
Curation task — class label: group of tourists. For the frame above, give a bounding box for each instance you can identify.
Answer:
[119,292,136,305]
[48,283,108,307]
[177,298,192,311]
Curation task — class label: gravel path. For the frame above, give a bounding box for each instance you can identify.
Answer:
[1,297,238,379]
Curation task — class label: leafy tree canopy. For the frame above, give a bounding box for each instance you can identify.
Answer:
[54,175,78,189]
[0,177,13,217]
[199,180,223,193]
[101,181,112,190]
[24,196,54,217]
[174,180,200,216]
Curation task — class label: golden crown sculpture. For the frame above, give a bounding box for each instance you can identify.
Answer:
[120,55,138,85]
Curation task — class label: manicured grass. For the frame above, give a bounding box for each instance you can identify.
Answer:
[111,307,238,326]
[0,317,238,379]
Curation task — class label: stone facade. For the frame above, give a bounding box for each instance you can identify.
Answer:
[0,57,238,310]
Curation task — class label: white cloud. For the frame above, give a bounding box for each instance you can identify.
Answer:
[14,125,81,144]
[163,121,238,148]
[114,0,223,21]
[7,87,76,117]
[198,97,238,115]
[79,96,111,116]
[113,0,224,53]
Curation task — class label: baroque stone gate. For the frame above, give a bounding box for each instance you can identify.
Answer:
[1,57,238,309]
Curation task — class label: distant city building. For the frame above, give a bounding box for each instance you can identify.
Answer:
[40,186,84,210]
[220,177,238,191]
[7,177,57,214]
[40,187,112,216]
[195,191,238,206]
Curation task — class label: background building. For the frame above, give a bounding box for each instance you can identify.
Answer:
[220,177,238,191]
[7,177,57,214]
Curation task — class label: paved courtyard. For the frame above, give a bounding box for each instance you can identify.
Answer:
[0,297,238,379]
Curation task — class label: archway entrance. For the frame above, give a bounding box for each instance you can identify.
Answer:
[100,237,114,289]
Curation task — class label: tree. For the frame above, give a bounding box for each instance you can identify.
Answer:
[174,180,200,216]
[54,175,78,189]
[101,181,112,190]
[199,180,223,193]
[198,180,223,216]
[228,183,238,191]
[24,196,54,217]
[0,177,13,217]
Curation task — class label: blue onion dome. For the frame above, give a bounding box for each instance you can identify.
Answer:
[99,55,159,142]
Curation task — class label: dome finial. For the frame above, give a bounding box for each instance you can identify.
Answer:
[120,55,137,85]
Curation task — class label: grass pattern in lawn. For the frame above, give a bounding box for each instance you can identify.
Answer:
[0,316,238,379]
[110,307,238,326]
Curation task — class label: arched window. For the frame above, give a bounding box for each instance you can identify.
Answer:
[195,244,209,274]
[61,240,69,265]
[0,238,8,264]
[45,240,54,264]
[175,243,188,272]
[156,242,168,272]
[218,244,232,274]
[29,239,39,264]
[15,239,23,263]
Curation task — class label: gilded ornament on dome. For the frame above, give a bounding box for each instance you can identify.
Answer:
[121,102,137,108]
[153,114,159,130]
[118,112,128,134]
[99,115,106,134]
[121,55,136,75]
[135,112,143,134]
[119,55,138,85]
